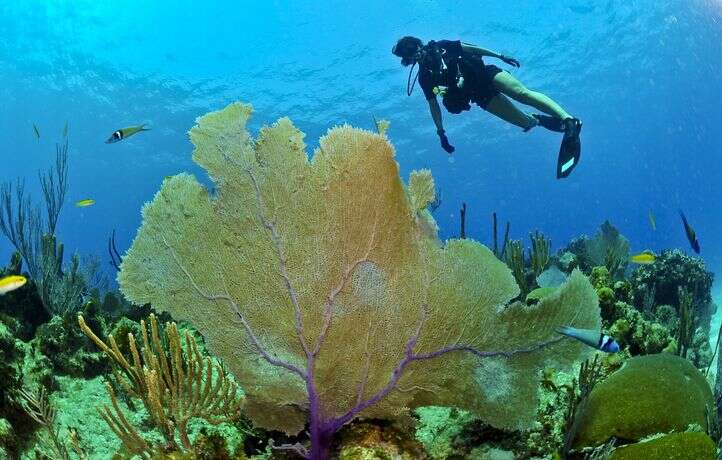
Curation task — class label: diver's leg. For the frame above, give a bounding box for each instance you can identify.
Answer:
[483,94,538,130]
[492,71,572,120]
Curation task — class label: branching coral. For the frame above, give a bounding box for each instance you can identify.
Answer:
[117,102,600,459]
[0,141,86,315]
[529,231,551,277]
[504,239,527,296]
[78,313,243,454]
[0,142,68,279]
[677,288,695,360]
[18,386,84,459]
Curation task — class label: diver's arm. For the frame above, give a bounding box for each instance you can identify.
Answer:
[428,98,444,132]
[461,43,502,58]
[428,98,455,154]
[461,43,520,67]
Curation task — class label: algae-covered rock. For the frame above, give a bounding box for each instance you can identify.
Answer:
[415,406,476,459]
[610,432,716,460]
[571,354,714,449]
[337,421,426,459]
[34,313,108,377]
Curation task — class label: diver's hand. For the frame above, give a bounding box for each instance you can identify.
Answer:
[501,55,520,67]
[437,129,455,154]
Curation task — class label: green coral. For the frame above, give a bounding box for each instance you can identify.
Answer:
[34,313,108,377]
[630,249,714,332]
[415,406,475,459]
[654,304,678,329]
[589,266,611,290]
[524,365,576,458]
[118,101,601,440]
[570,354,715,450]
[610,432,716,460]
[597,287,615,318]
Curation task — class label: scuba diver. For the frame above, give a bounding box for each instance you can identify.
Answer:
[392,36,582,178]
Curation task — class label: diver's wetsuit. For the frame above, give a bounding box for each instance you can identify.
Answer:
[417,40,503,111]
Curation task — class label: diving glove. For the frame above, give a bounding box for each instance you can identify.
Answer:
[437,129,455,154]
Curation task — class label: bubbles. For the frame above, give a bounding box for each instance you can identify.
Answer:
[447,155,455,164]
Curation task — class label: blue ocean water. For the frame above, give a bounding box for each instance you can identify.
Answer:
[1,0,720,287]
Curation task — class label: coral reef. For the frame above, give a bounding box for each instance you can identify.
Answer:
[78,313,244,455]
[0,256,51,341]
[569,354,715,451]
[336,420,426,459]
[576,243,715,369]
[0,109,713,460]
[35,311,108,377]
[563,221,629,279]
[414,407,476,459]
[630,249,714,333]
[117,102,601,458]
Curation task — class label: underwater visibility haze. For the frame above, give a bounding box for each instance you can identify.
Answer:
[0,1,721,459]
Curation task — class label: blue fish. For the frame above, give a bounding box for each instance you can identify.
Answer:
[679,210,700,254]
[556,326,620,353]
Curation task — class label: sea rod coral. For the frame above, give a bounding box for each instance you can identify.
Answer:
[118,102,600,459]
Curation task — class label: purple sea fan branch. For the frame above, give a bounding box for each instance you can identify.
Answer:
[313,211,380,356]
[331,303,429,430]
[331,304,564,431]
[244,167,313,360]
[162,236,307,380]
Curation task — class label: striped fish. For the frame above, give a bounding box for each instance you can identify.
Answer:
[557,326,620,353]
[105,124,150,144]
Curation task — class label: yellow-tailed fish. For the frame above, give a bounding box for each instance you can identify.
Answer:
[0,275,27,295]
[32,123,40,140]
[648,209,656,231]
[63,121,69,138]
[630,252,656,264]
[106,124,150,143]
[75,199,96,207]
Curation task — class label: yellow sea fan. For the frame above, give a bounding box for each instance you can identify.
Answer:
[408,169,435,214]
[375,118,390,136]
[118,101,600,441]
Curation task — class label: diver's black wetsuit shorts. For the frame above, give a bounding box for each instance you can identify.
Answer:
[470,64,503,108]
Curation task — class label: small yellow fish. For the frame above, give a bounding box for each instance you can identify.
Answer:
[0,275,27,295]
[648,209,656,231]
[75,199,96,207]
[32,123,40,140]
[630,252,656,264]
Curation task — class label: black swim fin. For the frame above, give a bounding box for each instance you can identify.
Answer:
[556,118,582,179]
